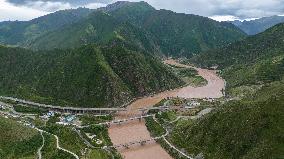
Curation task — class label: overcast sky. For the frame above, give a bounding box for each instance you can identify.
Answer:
[1,0,284,22]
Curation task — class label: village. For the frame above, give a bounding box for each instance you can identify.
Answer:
[0,95,222,159]
[0,96,221,126]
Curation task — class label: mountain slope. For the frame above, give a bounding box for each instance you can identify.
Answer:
[0,44,183,107]
[0,8,93,46]
[170,81,284,159]
[170,22,284,159]
[0,1,246,57]
[191,23,284,88]
[106,1,246,57]
[232,15,284,35]
[0,117,42,158]
[27,11,161,56]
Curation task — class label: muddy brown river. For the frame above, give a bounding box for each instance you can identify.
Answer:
[108,60,225,159]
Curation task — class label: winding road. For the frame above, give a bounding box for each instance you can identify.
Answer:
[35,128,80,159]
[53,134,80,159]
[37,131,45,159]
[108,60,225,159]
[1,59,224,159]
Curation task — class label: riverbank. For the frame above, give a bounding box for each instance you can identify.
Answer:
[108,60,225,159]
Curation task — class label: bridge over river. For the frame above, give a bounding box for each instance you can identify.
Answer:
[79,115,154,128]
[108,60,225,159]
[0,60,225,159]
[0,96,193,115]
[109,135,163,150]
[0,96,127,114]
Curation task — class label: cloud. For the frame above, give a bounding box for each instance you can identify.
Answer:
[210,0,284,19]
[210,15,239,22]
[1,0,284,21]
[85,2,107,9]
[133,0,284,20]
[7,0,108,12]
[24,1,72,12]
[0,0,48,21]
[139,0,284,20]
[0,0,108,21]
[7,0,112,6]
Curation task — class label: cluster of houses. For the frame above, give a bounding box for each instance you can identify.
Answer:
[164,97,202,108]
[86,133,103,145]
[39,110,79,126]
[186,100,201,107]
[57,114,77,126]
[0,104,20,118]
[40,111,55,120]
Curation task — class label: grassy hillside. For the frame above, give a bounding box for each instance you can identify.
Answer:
[41,133,76,159]
[0,8,93,46]
[170,21,284,159]
[102,46,183,95]
[0,117,113,159]
[42,125,86,156]
[0,117,42,159]
[0,2,245,57]
[170,82,284,159]
[27,11,161,56]
[106,1,246,57]
[0,44,183,107]
[191,23,284,88]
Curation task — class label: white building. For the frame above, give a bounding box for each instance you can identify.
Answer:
[187,101,201,107]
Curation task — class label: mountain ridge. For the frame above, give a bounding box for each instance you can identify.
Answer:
[0,43,183,108]
[231,15,284,35]
[191,23,284,88]
[0,1,246,57]
[0,7,94,46]
[171,19,284,159]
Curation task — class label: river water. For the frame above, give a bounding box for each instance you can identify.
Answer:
[108,60,225,159]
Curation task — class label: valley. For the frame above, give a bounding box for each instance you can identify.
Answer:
[108,59,225,159]
[0,60,224,159]
[0,1,283,159]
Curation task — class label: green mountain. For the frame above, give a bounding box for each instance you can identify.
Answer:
[0,116,90,159]
[232,15,284,35]
[171,21,284,159]
[0,116,42,158]
[170,81,284,159]
[0,44,183,107]
[27,11,161,56]
[106,1,246,57]
[191,23,284,88]
[0,1,246,57]
[0,8,93,46]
